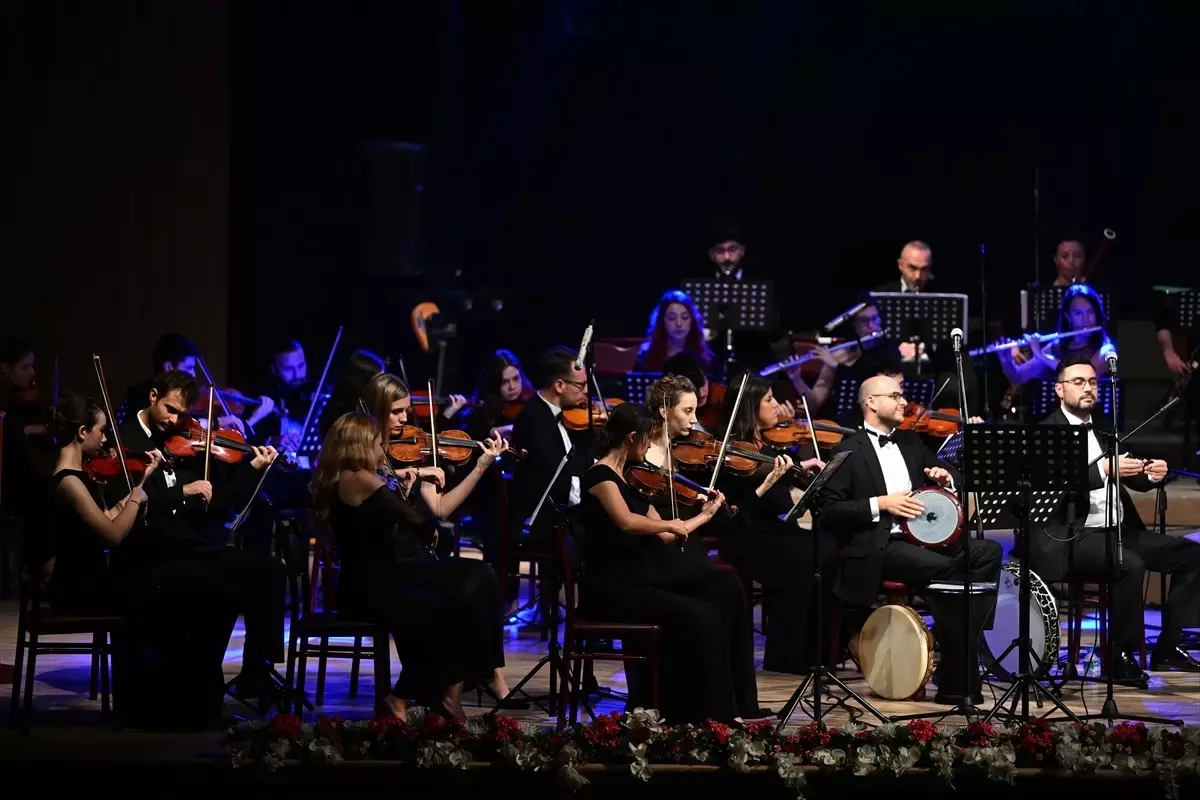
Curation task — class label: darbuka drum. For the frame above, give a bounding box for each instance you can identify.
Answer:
[859,604,934,701]
[979,562,1059,681]
[901,486,962,550]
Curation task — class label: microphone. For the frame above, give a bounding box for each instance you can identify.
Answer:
[1105,351,1118,372]
[822,302,867,333]
[574,321,594,371]
[950,327,964,353]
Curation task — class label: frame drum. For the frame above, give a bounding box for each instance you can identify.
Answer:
[859,604,934,701]
[979,562,1060,681]
[901,486,963,550]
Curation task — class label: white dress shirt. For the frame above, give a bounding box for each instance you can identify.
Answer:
[536,392,581,507]
[1060,406,1161,528]
[138,409,177,489]
[865,423,912,534]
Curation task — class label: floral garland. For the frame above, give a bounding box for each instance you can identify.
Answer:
[227,708,1200,799]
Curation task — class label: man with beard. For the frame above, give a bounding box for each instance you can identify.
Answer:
[1034,357,1200,677]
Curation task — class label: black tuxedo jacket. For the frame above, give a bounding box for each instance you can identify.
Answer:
[508,396,592,533]
[1031,407,1154,580]
[816,428,962,606]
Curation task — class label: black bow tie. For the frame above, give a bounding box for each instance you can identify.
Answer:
[869,430,895,447]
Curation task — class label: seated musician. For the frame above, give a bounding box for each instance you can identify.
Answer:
[816,374,1003,699]
[710,375,831,674]
[312,412,510,721]
[317,348,385,440]
[708,226,746,280]
[2,337,55,531]
[632,289,715,373]
[463,348,533,443]
[114,370,287,711]
[1034,357,1200,675]
[876,240,939,294]
[246,337,309,452]
[119,333,248,434]
[662,352,710,407]
[804,300,902,420]
[44,396,162,611]
[998,283,1116,385]
[579,402,760,723]
[1049,235,1087,287]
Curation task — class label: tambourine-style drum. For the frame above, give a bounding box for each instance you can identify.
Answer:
[979,562,1060,681]
[858,604,934,701]
[900,486,963,550]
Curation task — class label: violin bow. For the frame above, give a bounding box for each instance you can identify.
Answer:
[800,396,821,456]
[91,354,136,497]
[706,371,750,493]
[195,353,250,438]
[288,325,343,459]
[203,386,215,484]
[662,396,678,522]
[427,380,439,476]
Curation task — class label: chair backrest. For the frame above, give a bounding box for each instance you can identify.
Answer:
[277,513,319,623]
[553,519,580,630]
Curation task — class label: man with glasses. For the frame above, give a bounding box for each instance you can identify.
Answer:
[1034,357,1200,676]
[818,374,1002,701]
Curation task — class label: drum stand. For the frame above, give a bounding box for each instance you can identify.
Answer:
[775,454,890,733]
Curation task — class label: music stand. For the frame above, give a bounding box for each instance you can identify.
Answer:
[774,452,891,732]
[936,430,965,472]
[1022,285,1115,333]
[869,292,968,356]
[622,371,664,404]
[292,392,333,471]
[682,278,774,378]
[967,424,1089,725]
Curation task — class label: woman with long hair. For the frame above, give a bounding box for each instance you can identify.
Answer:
[45,396,161,610]
[465,348,533,443]
[317,349,386,440]
[713,374,837,674]
[311,412,508,721]
[633,290,715,372]
[579,402,760,723]
[999,283,1116,385]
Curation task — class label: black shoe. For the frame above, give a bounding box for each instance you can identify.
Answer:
[1150,646,1200,673]
[1107,651,1149,684]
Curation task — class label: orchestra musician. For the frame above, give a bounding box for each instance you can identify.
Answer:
[463,348,533,443]
[876,240,938,294]
[632,289,715,372]
[817,374,1002,697]
[113,370,287,713]
[578,402,761,723]
[317,349,385,440]
[1034,357,1200,675]
[802,300,902,420]
[711,375,831,674]
[1048,235,1087,287]
[998,283,1116,385]
[2,337,54,532]
[662,352,710,408]
[248,337,309,452]
[119,334,249,434]
[311,412,510,721]
[708,226,745,280]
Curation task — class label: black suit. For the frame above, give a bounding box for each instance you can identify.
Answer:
[508,395,592,542]
[817,428,1002,608]
[1035,408,1200,651]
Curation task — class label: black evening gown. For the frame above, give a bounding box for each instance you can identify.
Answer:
[578,464,758,724]
[716,447,839,674]
[328,484,505,707]
[47,470,116,612]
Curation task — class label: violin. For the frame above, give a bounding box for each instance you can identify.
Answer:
[164,417,296,469]
[898,403,962,437]
[626,462,737,514]
[387,425,527,467]
[762,418,855,449]
[696,383,726,431]
[408,390,531,422]
[672,431,816,484]
[85,447,154,483]
[561,398,625,431]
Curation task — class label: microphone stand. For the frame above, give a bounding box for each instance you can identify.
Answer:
[978,243,992,421]
[952,330,979,718]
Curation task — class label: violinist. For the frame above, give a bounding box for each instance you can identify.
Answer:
[43,396,162,612]
[317,349,385,440]
[579,402,761,723]
[463,348,533,443]
[119,334,248,434]
[632,289,715,372]
[312,412,511,720]
[114,369,287,708]
[710,375,830,674]
[662,352,710,408]
[998,283,1116,385]
[245,337,308,451]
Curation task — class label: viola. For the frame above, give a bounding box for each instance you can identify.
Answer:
[898,403,962,437]
[164,418,296,469]
[626,462,737,514]
[85,447,153,483]
[672,431,817,483]
[387,425,527,467]
[762,418,855,449]
[561,398,624,431]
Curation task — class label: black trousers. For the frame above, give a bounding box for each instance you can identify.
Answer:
[1057,526,1200,651]
[881,536,1003,590]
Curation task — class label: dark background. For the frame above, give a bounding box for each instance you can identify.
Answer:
[5,0,1198,396]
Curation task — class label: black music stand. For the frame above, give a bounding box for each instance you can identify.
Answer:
[969,424,1089,725]
[936,430,965,472]
[622,371,663,404]
[774,453,891,732]
[682,278,774,379]
[292,392,333,471]
[869,292,968,375]
[1022,285,1115,333]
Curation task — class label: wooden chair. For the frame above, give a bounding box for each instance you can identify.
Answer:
[1064,578,1146,675]
[555,525,660,728]
[279,516,391,715]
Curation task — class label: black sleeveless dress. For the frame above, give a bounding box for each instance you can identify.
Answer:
[47,469,114,612]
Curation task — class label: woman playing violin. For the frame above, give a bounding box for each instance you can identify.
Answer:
[713,374,837,674]
[633,289,715,372]
[999,283,1116,385]
[311,412,510,721]
[464,348,533,443]
[579,402,761,723]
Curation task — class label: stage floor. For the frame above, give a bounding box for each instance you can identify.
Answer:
[2,531,1197,732]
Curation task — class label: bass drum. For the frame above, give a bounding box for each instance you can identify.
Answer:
[859,604,934,701]
[979,562,1060,681]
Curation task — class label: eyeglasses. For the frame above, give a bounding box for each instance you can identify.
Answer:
[560,379,587,389]
[1057,378,1099,389]
[869,392,905,401]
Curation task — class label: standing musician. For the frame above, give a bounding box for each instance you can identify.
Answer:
[578,402,760,723]
[113,370,287,708]
[998,283,1116,385]
[311,412,509,721]
[1034,357,1200,675]
[710,375,830,674]
[632,289,715,373]
[816,374,1002,689]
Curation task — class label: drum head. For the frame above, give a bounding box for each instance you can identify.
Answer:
[903,489,961,548]
[859,604,932,700]
[980,565,1049,680]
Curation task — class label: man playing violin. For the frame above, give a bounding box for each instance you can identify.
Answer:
[1034,357,1200,676]
[817,374,1002,699]
[111,369,287,707]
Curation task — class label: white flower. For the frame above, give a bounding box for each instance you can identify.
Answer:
[772,751,808,797]
[688,747,711,764]
[558,762,590,790]
[810,747,847,767]
[853,744,877,776]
